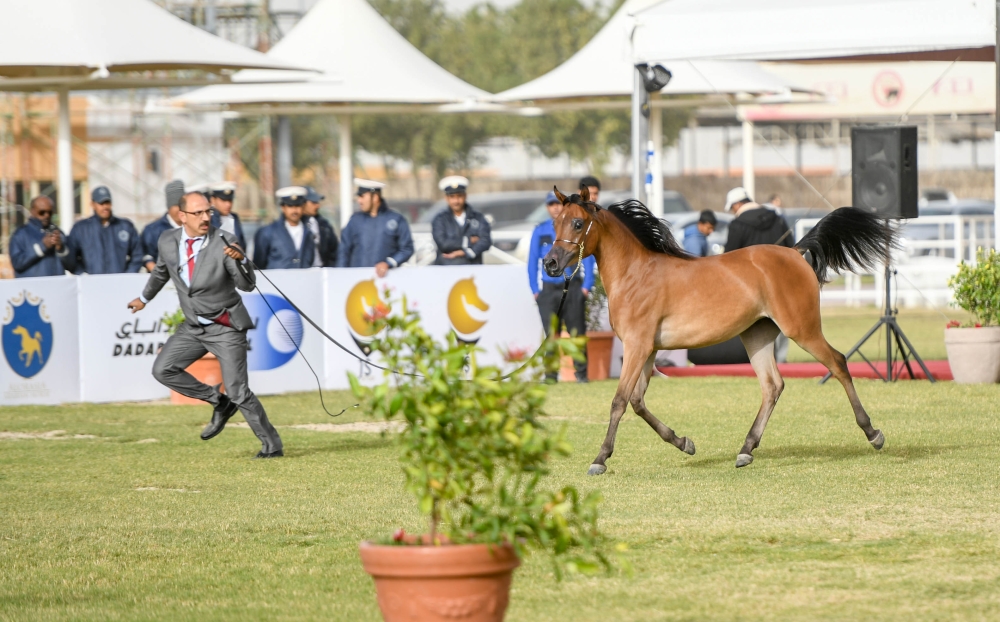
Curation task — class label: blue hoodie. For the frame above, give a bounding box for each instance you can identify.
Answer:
[682,223,710,257]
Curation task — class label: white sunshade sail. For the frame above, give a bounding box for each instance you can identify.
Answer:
[632,0,995,63]
[0,0,308,233]
[493,0,812,104]
[0,0,306,86]
[176,0,489,108]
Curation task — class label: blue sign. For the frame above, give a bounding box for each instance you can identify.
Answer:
[2,292,54,379]
[243,293,304,371]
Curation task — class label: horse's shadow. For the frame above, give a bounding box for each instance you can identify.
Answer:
[682,442,955,468]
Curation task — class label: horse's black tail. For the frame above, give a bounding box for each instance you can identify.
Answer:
[794,207,898,284]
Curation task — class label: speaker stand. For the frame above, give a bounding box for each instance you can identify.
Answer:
[820,254,935,385]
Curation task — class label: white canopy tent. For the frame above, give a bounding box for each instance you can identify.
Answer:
[629,0,998,240]
[0,0,308,231]
[175,0,491,229]
[491,0,818,214]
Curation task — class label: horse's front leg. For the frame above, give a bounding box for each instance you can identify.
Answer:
[589,343,652,476]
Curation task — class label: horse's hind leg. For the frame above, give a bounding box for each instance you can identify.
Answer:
[736,319,785,468]
[630,352,695,455]
[589,343,653,476]
[795,333,884,450]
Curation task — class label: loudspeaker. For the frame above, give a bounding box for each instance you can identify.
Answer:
[851,126,918,219]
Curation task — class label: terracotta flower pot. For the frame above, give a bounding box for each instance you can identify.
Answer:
[944,326,1000,384]
[586,331,614,381]
[170,353,225,404]
[359,542,520,622]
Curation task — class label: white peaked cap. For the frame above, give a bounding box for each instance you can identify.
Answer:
[209,181,238,193]
[438,175,469,193]
[275,185,308,199]
[354,178,386,191]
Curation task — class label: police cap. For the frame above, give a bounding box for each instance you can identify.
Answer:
[276,186,308,207]
[438,175,469,195]
[354,178,386,196]
[91,186,112,204]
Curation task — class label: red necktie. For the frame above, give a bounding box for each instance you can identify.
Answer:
[186,238,198,282]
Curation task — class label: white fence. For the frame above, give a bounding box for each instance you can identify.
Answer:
[794,215,995,308]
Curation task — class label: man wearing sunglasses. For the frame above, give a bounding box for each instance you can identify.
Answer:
[9,195,75,278]
[126,191,283,459]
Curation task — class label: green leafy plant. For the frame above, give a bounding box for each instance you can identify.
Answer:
[949,248,1000,327]
[160,308,186,335]
[349,294,621,577]
[586,270,608,332]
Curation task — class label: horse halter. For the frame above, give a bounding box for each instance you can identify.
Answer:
[555,218,594,281]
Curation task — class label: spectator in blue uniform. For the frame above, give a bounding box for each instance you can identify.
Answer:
[337,179,413,277]
[527,191,596,382]
[208,181,246,249]
[431,175,491,265]
[9,195,75,278]
[682,210,717,257]
[303,186,339,267]
[67,186,143,274]
[141,179,185,271]
[253,186,315,270]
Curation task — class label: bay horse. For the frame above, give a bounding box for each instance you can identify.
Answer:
[543,187,896,473]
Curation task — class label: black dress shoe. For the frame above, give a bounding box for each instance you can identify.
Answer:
[200,395,239,441]
[253,449,284,459]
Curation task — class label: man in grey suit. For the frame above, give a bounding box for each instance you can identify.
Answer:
[127,191,283,458]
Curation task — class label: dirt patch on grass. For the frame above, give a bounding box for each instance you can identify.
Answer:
[232,421,402,434]
[0,430,97,440]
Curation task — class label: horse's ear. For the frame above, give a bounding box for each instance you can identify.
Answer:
[553,186,568,204]
[579,185,590,203]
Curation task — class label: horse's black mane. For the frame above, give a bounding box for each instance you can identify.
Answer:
[604,198,692,258]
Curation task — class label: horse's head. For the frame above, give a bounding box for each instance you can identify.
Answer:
[543,185,601,277]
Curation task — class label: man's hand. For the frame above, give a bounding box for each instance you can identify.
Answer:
[443,250,465,259]
[375,261,390,278]
[469,236,480,244]
[223,243,245,262]
[582,288,590,297]
[534,293,539,300]
[42,231,62,250]
[127,298,146,313]
[144,261,156,273]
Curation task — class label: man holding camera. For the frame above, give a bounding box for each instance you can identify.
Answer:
[9,195,74,278]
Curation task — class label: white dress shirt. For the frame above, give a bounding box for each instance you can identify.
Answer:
[285,221,304,251]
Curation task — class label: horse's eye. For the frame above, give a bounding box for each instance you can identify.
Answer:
[573,219,584,231]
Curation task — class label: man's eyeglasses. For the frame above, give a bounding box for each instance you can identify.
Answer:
[182,208,215,219]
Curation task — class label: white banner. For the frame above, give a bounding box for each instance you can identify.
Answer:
[77,274,177,403]
[242,268,326,395]
[0,276,81,405]
[322,266,543,389]
[1,265,544,403]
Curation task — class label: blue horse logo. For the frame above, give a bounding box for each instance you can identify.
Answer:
[2,291,54,378]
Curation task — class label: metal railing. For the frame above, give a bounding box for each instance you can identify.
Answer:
[794,214,995,308]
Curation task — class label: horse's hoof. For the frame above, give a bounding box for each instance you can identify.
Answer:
[587,463,607,476]
[682,437,696,455]
[870,429,885,450]
[735,453,754,468]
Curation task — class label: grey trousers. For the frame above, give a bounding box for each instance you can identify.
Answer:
[152,323,282,453]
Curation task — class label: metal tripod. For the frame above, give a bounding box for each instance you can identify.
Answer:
[820,229,935,384]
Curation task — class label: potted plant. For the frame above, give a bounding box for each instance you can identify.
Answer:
[161,308,225,404]
[350,296,620,622]
[584,271,614,381]
[946,247,1000,383]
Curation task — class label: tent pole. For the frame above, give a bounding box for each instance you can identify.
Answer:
[338,114,352,231]
[276,115,292,189]
[994,0,999,248]
[56,88,74,231]
[740,108,755,200]
[631,66,647,203]
[650,104,663,217]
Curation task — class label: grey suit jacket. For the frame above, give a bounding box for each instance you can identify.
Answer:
[142,227,256,331]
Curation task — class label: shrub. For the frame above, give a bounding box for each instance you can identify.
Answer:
[949,248,1000,327]
[349,294,620,577]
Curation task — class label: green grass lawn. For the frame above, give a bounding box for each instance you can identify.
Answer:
[786,305,968,363]
[2,373,1000,621]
